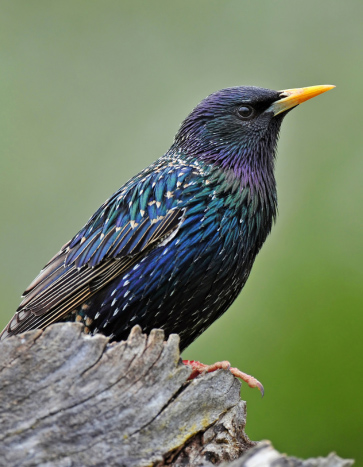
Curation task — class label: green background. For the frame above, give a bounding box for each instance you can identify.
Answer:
[1,1,362,463]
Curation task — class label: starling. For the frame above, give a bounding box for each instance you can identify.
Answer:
[1,84,334,393]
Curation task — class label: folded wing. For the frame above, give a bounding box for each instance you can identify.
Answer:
[0,160,197,339]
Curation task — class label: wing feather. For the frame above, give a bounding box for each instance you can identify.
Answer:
[0,161,199,340]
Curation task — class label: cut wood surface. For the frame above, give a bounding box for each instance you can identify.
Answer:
[0,323,354,467]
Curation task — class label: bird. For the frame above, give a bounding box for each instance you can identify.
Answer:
[0,84,334,394]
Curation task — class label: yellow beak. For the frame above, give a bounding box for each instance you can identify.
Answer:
[270,84,335,116]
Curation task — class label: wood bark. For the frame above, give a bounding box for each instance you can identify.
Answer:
[0,323,354,467]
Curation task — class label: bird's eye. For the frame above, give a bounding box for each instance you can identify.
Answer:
[236,105,255,120]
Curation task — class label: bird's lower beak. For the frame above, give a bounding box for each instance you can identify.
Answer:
[269,84,335,116]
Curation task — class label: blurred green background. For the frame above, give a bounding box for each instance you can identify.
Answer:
[1,0,362,463]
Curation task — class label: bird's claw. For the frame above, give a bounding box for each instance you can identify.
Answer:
[229,366,264,397]
[183,359,264,396]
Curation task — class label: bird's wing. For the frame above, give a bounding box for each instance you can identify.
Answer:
[1,159,201,339]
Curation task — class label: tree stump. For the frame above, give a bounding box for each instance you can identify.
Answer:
[0,323,354,467]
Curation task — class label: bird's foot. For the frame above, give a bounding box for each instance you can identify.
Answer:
[183,359,264,396]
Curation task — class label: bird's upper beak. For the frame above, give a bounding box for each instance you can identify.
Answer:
[269,84,335,116]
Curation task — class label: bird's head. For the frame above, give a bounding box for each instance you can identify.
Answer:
[174,85,334,187]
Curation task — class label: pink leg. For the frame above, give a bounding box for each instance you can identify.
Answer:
[183,359,264,396]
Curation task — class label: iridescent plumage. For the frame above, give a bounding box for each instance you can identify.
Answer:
[1,85,333,352]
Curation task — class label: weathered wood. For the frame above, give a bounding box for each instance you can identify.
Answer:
[0,323,354,467]
[224,441,354,467]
